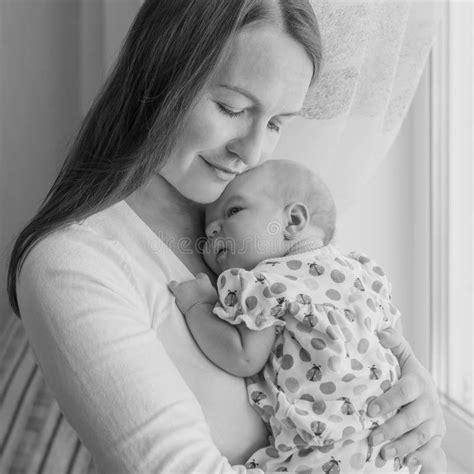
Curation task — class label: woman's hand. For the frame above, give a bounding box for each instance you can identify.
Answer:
[368,328,447,473]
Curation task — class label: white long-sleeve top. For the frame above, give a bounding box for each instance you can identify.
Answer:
[18,200,267,473]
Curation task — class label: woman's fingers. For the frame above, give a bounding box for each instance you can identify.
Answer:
[380,418,439,463]
[368,372,421,418]
[369,396,430,447]
[370,327,446,468]
[377,328,413,366]
[405,436,446,473]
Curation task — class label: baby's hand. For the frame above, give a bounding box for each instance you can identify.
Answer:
[169,273,218,315]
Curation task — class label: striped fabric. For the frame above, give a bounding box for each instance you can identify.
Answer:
[1,316,97,474]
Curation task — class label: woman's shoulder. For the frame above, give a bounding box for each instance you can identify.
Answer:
[17,202,155,332]
[19,201,145,301]
[24,202,129,269]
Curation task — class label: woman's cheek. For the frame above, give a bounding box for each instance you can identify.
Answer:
[195,100,234,146]
[184,114,214,148]
[206,108,237,147]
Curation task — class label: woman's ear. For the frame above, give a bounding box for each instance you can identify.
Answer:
[283,202,310,240]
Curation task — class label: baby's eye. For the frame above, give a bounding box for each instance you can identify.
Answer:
[227,207,242,217]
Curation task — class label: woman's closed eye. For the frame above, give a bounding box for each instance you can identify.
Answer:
[216,102,281,133]
[226,207,242,218]
[216,102,244,118]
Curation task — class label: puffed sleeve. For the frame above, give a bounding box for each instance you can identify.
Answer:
[18,229,261,474]
[213,268,287,331]
[347,250,401,329]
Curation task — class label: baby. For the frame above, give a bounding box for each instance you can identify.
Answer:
[169,160,411,473]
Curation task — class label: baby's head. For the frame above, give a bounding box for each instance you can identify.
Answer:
[203,159,336,274]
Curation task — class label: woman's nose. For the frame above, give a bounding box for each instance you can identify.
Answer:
[205,221,221,239]
[226,122,267,167]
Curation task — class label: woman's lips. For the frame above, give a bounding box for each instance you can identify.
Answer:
[200,156,237,182]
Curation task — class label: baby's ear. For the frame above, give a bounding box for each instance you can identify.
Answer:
[283,202,309,240]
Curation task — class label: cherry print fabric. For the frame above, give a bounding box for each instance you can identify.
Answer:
[213,245,410,473]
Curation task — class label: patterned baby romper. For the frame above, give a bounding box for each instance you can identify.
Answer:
[213,245,412,473]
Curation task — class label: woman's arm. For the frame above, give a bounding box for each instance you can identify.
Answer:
[368,327,447,473]
[18,233,261,473]
[169,274,276,377]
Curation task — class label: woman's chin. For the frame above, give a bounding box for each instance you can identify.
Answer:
[180,181,228,205]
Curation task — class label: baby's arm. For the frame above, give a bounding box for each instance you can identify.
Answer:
[169,273,276,377]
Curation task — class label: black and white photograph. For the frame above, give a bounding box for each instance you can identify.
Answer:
[0,1,472,473]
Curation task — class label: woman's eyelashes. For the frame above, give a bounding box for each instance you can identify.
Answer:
[215,102,281,133]
[216,102,244,118]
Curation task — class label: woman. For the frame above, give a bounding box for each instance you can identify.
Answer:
[8,0,446,472]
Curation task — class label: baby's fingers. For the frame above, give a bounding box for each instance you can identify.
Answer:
[168,280,179,293]
[169,280,191,297]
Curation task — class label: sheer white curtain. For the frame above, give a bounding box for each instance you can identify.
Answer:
[82,0,441,210]
[275,0,442,210]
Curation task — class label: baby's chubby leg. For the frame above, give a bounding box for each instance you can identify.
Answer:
[169,273,218,315]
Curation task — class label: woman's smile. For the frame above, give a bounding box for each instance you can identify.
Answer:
[200,155,239,182]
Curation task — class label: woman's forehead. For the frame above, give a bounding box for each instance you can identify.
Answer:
[210,24,313,115]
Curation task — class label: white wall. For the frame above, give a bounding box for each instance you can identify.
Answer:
[80,0,140,115]
[335,110,425,362]
[0,1,82,325]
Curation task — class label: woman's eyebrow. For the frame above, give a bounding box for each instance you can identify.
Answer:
[218,84,301,117]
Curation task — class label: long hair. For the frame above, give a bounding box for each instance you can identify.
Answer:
[8,0,322,316]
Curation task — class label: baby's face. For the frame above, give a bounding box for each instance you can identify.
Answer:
[203,166,287,274]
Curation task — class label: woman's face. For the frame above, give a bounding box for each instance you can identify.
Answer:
[159,23,313,203]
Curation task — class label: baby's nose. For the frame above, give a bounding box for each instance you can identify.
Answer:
[205,221,221,239]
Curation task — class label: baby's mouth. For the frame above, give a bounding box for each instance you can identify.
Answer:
[216,246,227,261]
[214,239,228,261]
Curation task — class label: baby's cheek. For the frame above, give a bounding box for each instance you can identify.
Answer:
[202,245,214,268]
[233,248,261,271]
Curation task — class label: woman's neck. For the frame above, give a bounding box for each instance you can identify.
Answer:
[126,173,205,242]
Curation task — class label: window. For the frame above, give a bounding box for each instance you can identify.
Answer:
[428,1,473,470]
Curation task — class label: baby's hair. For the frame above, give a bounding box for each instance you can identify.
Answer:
[263,160,336,245]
